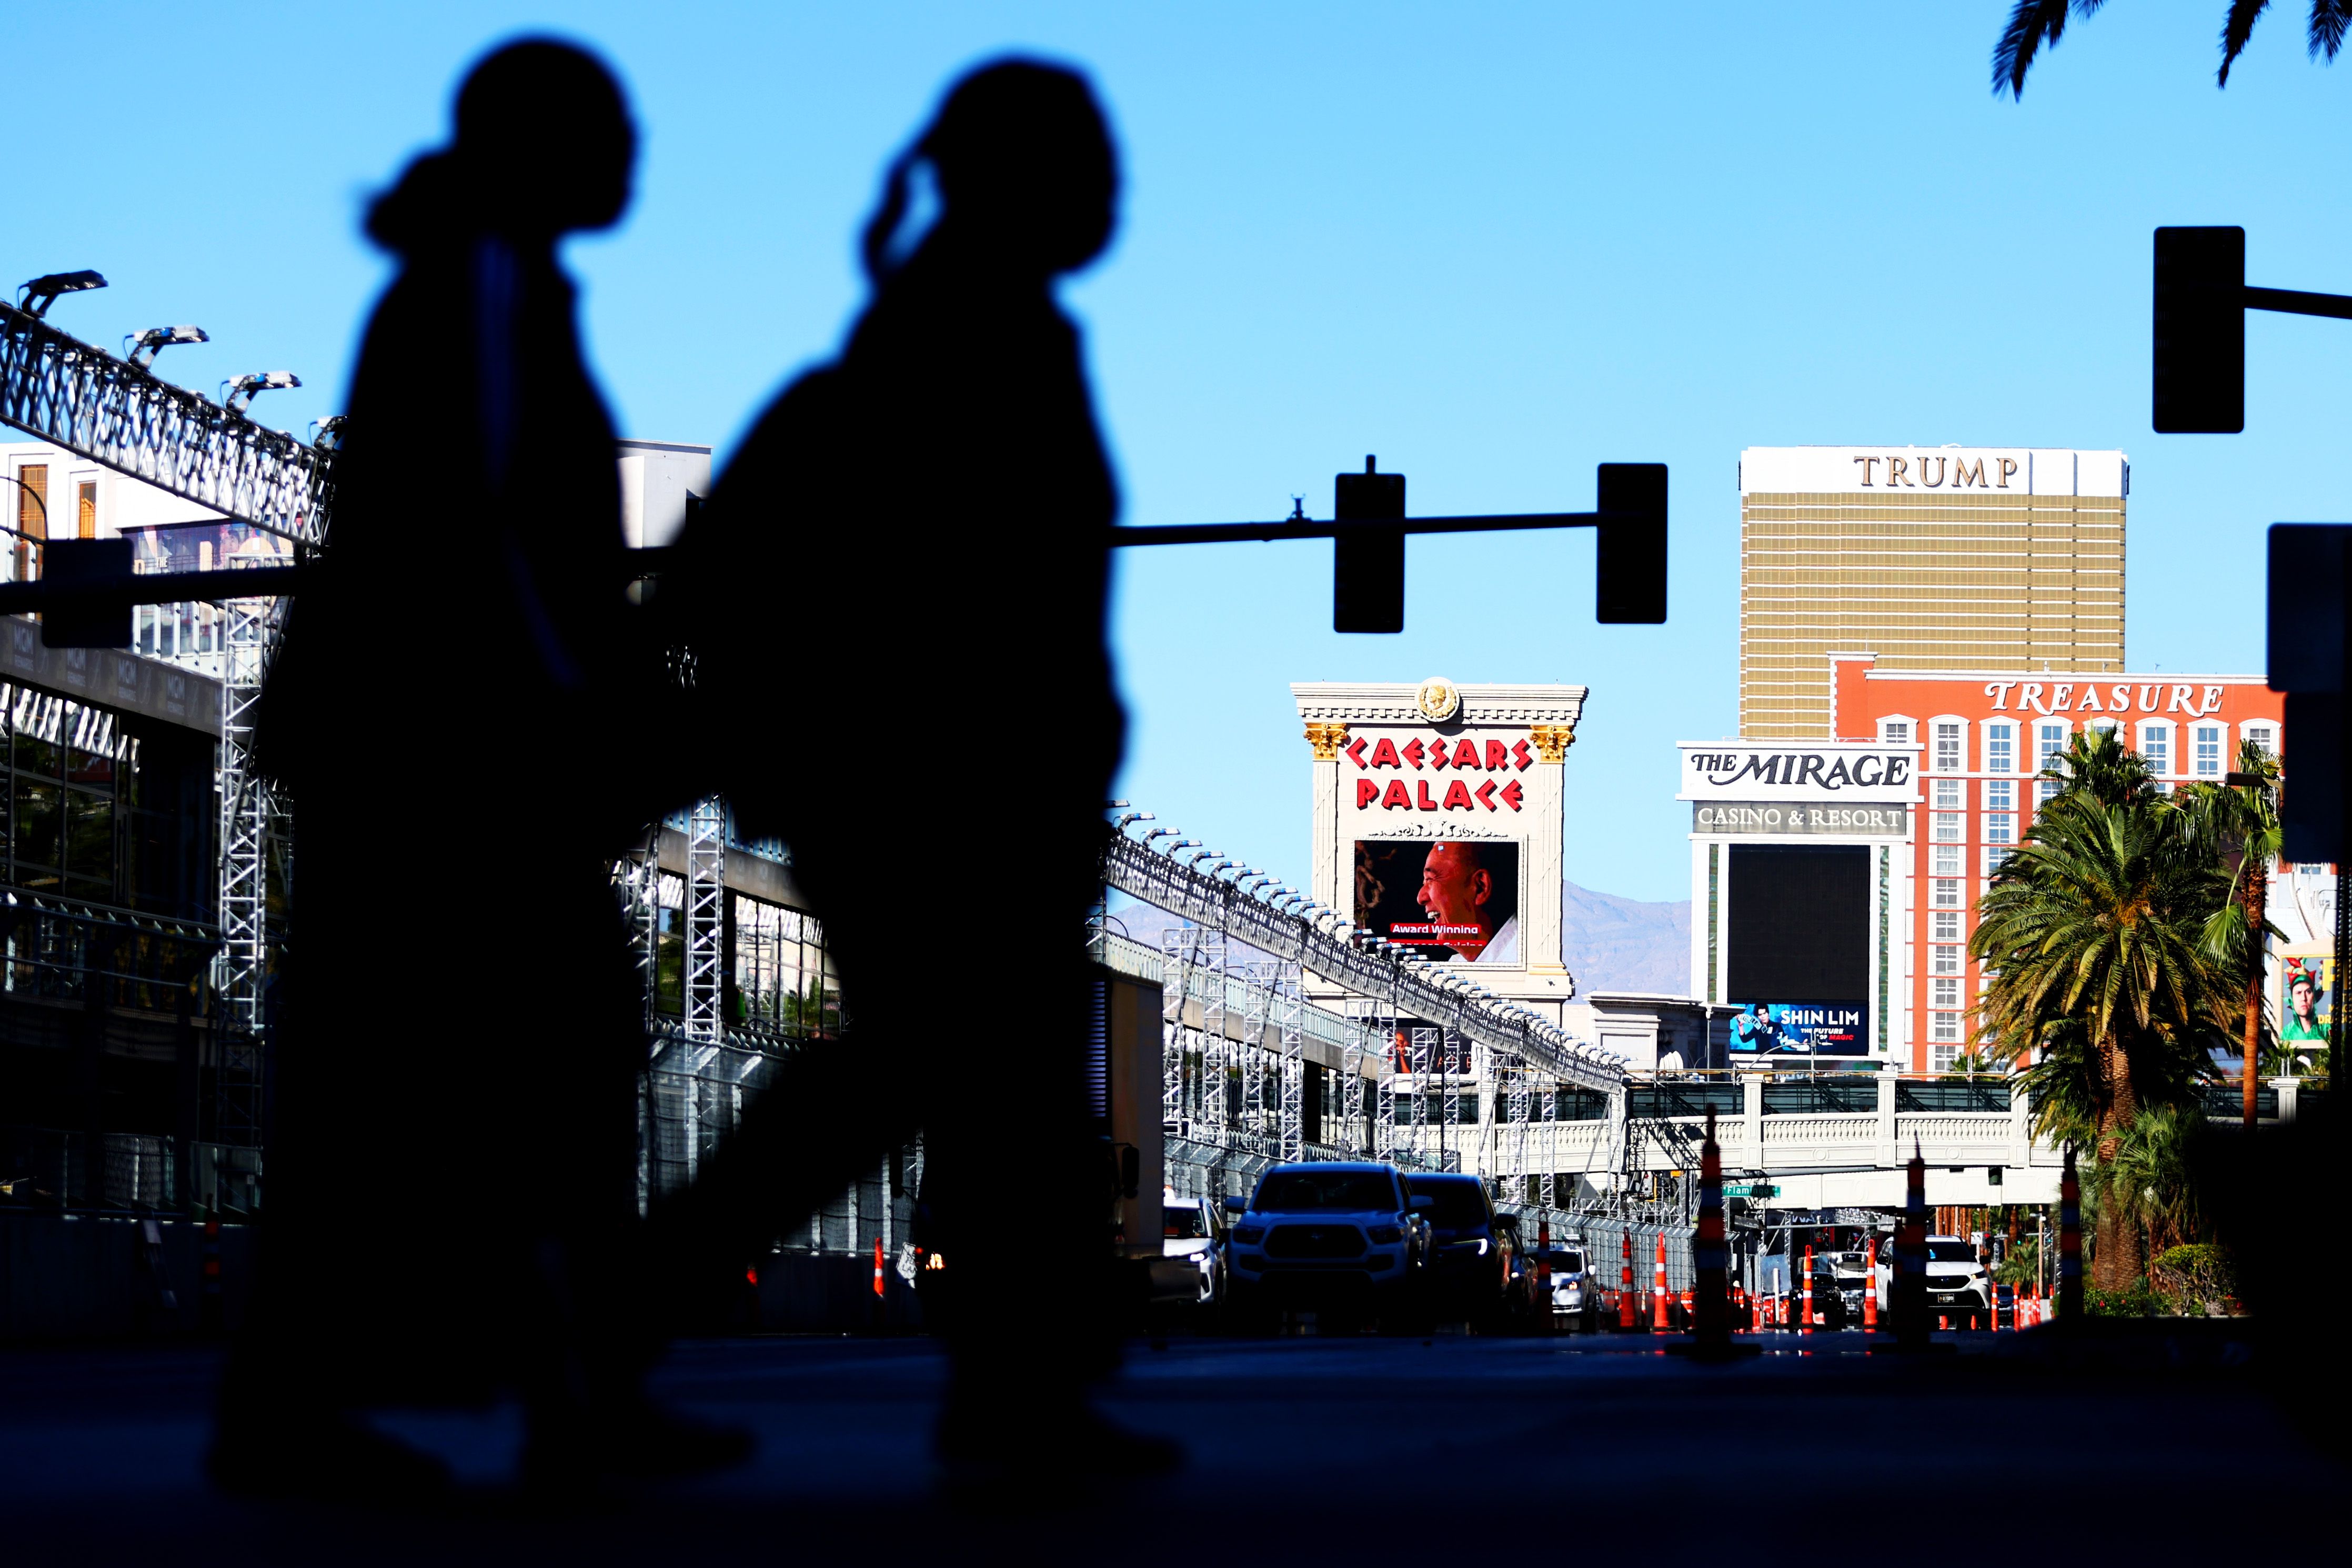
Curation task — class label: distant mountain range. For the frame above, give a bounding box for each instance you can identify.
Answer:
[1102,880,1692,998]
[1556,880,1690,996]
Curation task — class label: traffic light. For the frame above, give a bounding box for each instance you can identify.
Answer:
[2153,226,2245,434]
[1595,463,1668,624]
[1332,457,1405,633]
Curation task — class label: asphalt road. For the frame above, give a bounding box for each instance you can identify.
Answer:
[1,1326,2338,1563]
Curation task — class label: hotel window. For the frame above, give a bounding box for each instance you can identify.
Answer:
[1931,1011,1961,1043]
[1931,977,1961,1010]
[1985,722,2014,775]
[2194,725,2223,777]
[2037,778,2060,805]
[1933,778,1963,810]
[14,464,46,581]
[1932,810,1962,843]
[1932,878,1962,909]
[1882,719,1910,745]
[1931,1041,1959,1071]
[1931,910,1962,943]
[1983,808,2013,846]
[1932,843,1962,875]
[1932,944,1963,977]
[1985,779,2013,812]
[1934,721,1962,773]
[1984,845,2010,876]
[2140,723,2169,774]
[2244,723,2275,759]
[76,480,97,539]
[2037,722,2067,771]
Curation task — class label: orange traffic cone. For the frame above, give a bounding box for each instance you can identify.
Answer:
[1652,1235,1669,1332]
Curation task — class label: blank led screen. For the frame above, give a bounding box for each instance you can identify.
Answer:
[1724,843,1867,1003]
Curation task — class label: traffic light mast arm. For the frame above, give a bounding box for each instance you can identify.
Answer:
[0,565,305,618]
[2243,285,2352,322]
[1109,510,1617,547]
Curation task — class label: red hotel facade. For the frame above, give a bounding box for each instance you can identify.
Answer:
[1832,655,2284,1071]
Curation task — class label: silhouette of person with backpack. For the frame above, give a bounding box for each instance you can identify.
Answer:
[659,57,1175,1476]
[213,37,742,1499]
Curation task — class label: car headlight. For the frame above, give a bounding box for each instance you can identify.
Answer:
[1368,1225,1403,1244]
[1234,1227,1264,1245]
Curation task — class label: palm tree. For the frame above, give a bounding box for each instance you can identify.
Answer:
[2095,1103,2208,1262]
[1972,728,2232,1288]
[2178,741,2285,1129]
[1995,1,2352,98]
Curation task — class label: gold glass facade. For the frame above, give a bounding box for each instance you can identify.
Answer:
[1739,490,2125,740]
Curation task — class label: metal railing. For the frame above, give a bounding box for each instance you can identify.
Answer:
[0,1125,258,1214]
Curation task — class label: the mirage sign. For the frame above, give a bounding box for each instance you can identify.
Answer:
[1678,741,1917,804]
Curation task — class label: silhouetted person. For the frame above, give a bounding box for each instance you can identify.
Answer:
[660,57,1172,1475]
[213,38,740,1499]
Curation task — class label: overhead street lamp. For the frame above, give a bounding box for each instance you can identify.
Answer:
[125,325,207,368]
[15,270,106,318]
[223,371,299,416]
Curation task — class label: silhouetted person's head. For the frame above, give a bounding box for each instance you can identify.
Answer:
[369,37,636,249]
[864,58,1118,283]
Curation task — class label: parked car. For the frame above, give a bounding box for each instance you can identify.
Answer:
[1405,1172,1506,1319]
[1831,1246,1875,1324]
[1926,1235,1992,1328]
[1149,1191,1227,1310]
[1539,1242,1593,1329]
[1223,1162,1432,1328]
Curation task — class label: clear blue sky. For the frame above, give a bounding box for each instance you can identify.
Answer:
[7,4,2349,901]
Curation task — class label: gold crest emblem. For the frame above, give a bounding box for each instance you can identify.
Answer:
[1414,676,1461,724]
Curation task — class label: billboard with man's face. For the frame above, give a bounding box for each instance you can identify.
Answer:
[1353,839,1522,965]
[1726,1000,1866,1056]
[2277,953,2334,1053]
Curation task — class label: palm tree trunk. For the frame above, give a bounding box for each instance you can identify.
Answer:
[2093,1031,2140,1293]
[2242,859,2267,1131]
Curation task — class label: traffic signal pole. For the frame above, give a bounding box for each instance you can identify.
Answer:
[0,459,1670,645]
[2156,226,2352,1095]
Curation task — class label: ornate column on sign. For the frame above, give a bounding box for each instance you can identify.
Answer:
[1304,721,1348,912]
[1522,723,1576,983]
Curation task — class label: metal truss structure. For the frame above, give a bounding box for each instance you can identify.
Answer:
[684,797,725,1046]
[1101,820,1624,1093]
[1238,960,1269,1145]
[209,599,273,1147]
[0,300,330,547]
[1273,960,1304,1162]
[0,297,338,1159]
[1158,926,1227,1144]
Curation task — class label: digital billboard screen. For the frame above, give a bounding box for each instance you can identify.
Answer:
[2278,953,2333,1058]
[1353,839,1521,966]
[1725,843,1868,1057]
[1725,1000,1865,1056]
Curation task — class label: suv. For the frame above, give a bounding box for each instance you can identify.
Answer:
[1405,1172,1507,1318]
[1151,1192,1228,1310]
[1224,1162,1431,1326]
[1926,1235,1991,1328]
[1540,1242,1592,1330]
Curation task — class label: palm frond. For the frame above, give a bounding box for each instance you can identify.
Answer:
[2311,0,2352,60]
[1995,0,2096,99]
[2220,0,2274,85]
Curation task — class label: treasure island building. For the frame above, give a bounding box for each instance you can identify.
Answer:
[1738,447,2127,741]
